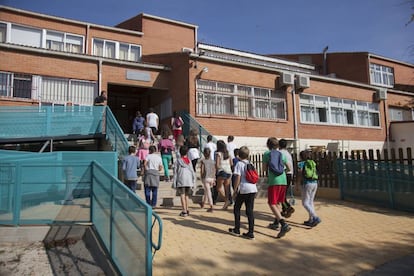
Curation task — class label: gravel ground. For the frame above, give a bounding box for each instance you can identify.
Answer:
[0,242,53,276]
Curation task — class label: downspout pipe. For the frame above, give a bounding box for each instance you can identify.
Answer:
[291,82,299,153]
[322,46,329,75]
[98,59,102,93]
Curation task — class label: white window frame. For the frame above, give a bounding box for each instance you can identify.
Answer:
[370,63,394,88]
[10,24,42,47]
[0,22,7,43]
[300,94,380,128]
[196,79,286,120]
[93,38,142,61]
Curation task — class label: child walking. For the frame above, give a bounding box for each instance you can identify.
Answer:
[143,145,163,207]
[173,145,196,217]
[122,146,140,191]
[199,148,216,212]
[228,146,258,240]
[299,150,321,227]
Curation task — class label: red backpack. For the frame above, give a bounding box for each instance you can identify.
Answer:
[245,162,259,184]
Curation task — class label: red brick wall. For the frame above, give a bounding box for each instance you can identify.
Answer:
[0,49,98,80]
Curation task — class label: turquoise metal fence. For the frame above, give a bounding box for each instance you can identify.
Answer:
[91,162,162,276]
[0,151,117,224]
[0,106,103,139]
[105,107,129,157]
[0,106,129,158]
[179,111,217,150]
[0,150,163,275]
[337,159,414,212]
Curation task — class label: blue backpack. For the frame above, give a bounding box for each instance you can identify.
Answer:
[268,149,285,176]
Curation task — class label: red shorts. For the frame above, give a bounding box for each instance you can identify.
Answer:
[173,129,182,140]
[267,185,287,205]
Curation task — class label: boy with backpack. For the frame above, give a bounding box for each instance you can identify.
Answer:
[228,146,258,239]
[298,150,321,227]
[278,139,295,218]
[263,137,292,238]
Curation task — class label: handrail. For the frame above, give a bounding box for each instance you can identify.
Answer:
[151,212,163,255]
[104,107,129,157]
[179,111,217,150]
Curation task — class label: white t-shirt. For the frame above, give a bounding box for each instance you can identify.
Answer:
[204,142,217,160]
[145,153,162,170]
[227,141,237,159]
[233,160,258,194]
[146,112,159,129]
[279,148,293,175]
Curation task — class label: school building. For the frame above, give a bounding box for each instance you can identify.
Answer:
[1,5,413,153]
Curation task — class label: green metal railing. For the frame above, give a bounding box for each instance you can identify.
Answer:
[0,150,163,276]
[105,107,129,157]
[337,159,414,212]
[179,111,217,150]
[0,105,129,158]
[0,105,103,139]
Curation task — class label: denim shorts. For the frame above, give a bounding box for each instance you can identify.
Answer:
[216,170,231,179]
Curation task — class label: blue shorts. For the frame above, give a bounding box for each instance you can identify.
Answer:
[216,170,231,179]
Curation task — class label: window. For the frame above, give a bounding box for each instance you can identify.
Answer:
[93,39,115,58]
[0,71,96,105]
[389,107,413,121]
[10,24,42,47]
[93,39,141,61]
[196,79,286,120]
[46,31,64,51]
[46,31,83,53]
[370,63,394,87]
[0,23,6,43]
[65,34,83,53]
[0,72,12,96]
[41,77,96,105]
[300,94,379,127]
[119,43,141,62]
[13,74,32,99]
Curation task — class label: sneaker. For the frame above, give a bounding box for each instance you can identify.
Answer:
[228,228,240,236]
[309,217,321,227]
[303,219,312,225]
[276,224,291,239]
[179,211,188,217]
[268,222,280,230]
[242,232,255,240]
[284,207,295,218]
[206,208,213,212]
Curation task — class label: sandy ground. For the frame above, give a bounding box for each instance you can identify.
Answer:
[0,242,53,276]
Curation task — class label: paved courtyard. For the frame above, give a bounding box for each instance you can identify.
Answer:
[151,197,414,276]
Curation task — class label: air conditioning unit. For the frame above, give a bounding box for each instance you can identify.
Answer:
[296,75,310,89]
[279,72,294,87]
[375,88,387,101]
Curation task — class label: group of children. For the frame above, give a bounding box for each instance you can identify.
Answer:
[123,131,322,239]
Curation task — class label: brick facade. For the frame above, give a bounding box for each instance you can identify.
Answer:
[1,5,413,152]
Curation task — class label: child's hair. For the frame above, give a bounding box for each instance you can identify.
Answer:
[234,148,240,158]
[203,147,211,159]
[216,140,229,160]
[180,145,189,157]
[266,137,278,150]
[279,138,287,149]
[300,150,311,160]
[128,146,136,154]
[238,146,249,160]
[149,145,157,154]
